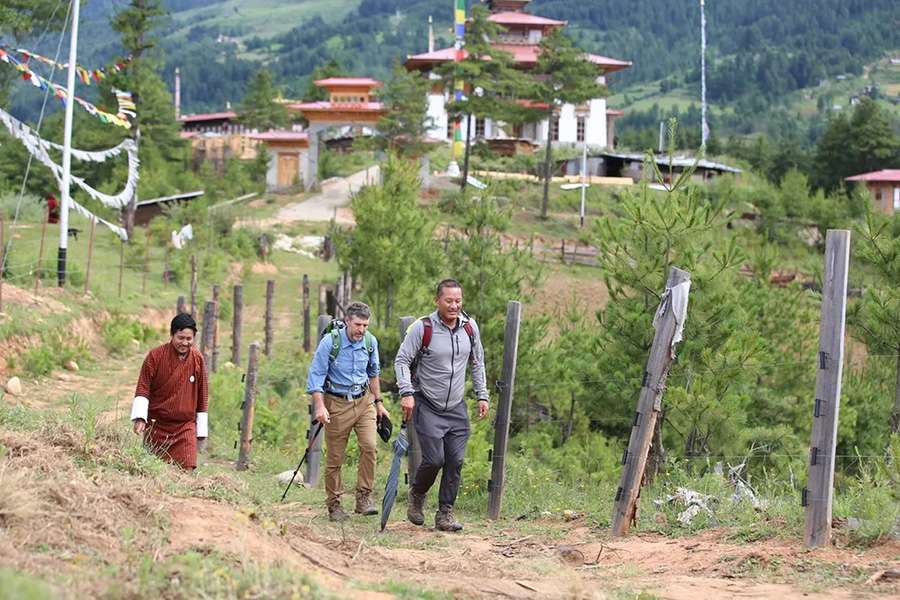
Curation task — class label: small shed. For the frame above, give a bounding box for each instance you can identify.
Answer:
[134,191,204,226]
[557,151,742,183]
[845,169,900,215]
[250,131,310,192]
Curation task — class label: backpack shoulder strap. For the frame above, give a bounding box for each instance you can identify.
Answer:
[462,320,476,365]
[419,316,432,354]
[363,331,375,353]
[329,328,341,362]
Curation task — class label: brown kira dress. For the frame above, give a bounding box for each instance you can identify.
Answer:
[135,343,208,469]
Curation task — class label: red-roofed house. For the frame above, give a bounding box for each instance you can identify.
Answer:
[287,77,388,190]
[250,130,310,192]
[846,170,900,215]
[177,111,261,170]
[405,0,630,151]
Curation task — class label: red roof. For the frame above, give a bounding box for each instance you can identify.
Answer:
[488,12,566,27]
[589,54,632,73]
[846,169,900,183]
[406,45,630,73]
[250,131,309,142]
[288,101,386,112]
[179,111,237,123]
[515,99,550,110]
[314,77,383,88]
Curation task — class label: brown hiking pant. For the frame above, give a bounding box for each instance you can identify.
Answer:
[323,392,377,506]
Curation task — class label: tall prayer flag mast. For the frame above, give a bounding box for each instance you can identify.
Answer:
[700,0,709,147]
[447,0,466,178]
[58,0,81,286]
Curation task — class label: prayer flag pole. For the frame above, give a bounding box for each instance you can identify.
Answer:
[446,0,466,178]
[57,0,80,286]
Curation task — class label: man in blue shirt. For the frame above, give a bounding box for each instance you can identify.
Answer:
[306,301,389,521]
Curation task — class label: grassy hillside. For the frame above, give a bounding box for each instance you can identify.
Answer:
[610,53,900,149]
[165,0,360,42]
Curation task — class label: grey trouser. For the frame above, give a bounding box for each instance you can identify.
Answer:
[411,392,470,508]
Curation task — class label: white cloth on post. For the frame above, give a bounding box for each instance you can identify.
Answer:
[652,280,691,357]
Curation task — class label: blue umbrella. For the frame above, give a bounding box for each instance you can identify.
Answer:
[380,422,409,531]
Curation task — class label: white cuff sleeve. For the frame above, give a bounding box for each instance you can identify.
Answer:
[196,412,208,438]
[130,396,149,421]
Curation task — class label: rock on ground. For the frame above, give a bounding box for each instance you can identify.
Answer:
[4,376,22,396]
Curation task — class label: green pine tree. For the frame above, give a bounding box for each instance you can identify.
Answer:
[238,68,290,131]
[529,30,607,219]
[850,210,900,434]
[374,61,432,157]
[335,153,442,325]
[813,98,900,191]
[111,0,183,238]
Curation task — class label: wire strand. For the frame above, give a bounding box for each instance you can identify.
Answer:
[4,0,72,273]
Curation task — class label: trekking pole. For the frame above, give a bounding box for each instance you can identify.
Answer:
[280,422,324,501]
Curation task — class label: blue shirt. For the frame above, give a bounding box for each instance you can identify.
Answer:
[306,328,380,395]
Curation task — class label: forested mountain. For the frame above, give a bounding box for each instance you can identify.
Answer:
[14,0,900,135]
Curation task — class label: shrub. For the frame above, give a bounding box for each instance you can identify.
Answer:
[102,316,156,357]
[11,334,91,378]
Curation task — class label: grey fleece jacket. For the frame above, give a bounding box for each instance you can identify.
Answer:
[395,311,489,412]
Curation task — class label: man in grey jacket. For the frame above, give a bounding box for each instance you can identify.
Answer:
[395,279,489,532]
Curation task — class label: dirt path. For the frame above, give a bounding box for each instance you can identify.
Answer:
[165,495,899,600]
[274,166,380,225]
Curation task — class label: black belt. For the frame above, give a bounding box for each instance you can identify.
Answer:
[325,389,367,400]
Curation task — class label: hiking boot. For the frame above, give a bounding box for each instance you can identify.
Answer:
[355,491,378,516]
[435,505,463,532]
[407,490,426,526]
[328,503,348,522]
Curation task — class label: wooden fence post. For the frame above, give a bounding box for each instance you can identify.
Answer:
[306,314,331,486]
[141,227,151,294]
[386,283,394,325]
[211,284,220,372]
[163,245,170,289]
[398,316,421,487]
[83,219,97,295]
[190,254,198,318]
[177,295,186,315]
[232,284,243,365]
[302,274,311,353]
[117,240,125,298]
[612,266,692,536]
[264,279,275,357]
[343,271,351,303]
[236,341,260,470]
[318,285,326,319]
[487,301,522,520]
[804,229,850,547]
[34,217,48,294]
[560,239,566,264]
[334,277,343,317]
[200,301,215,367]
[0,218,4,312]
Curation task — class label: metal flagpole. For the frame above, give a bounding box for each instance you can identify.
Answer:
[57,0,81,287]
[700,0,709,147]
[446,0,466,178]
